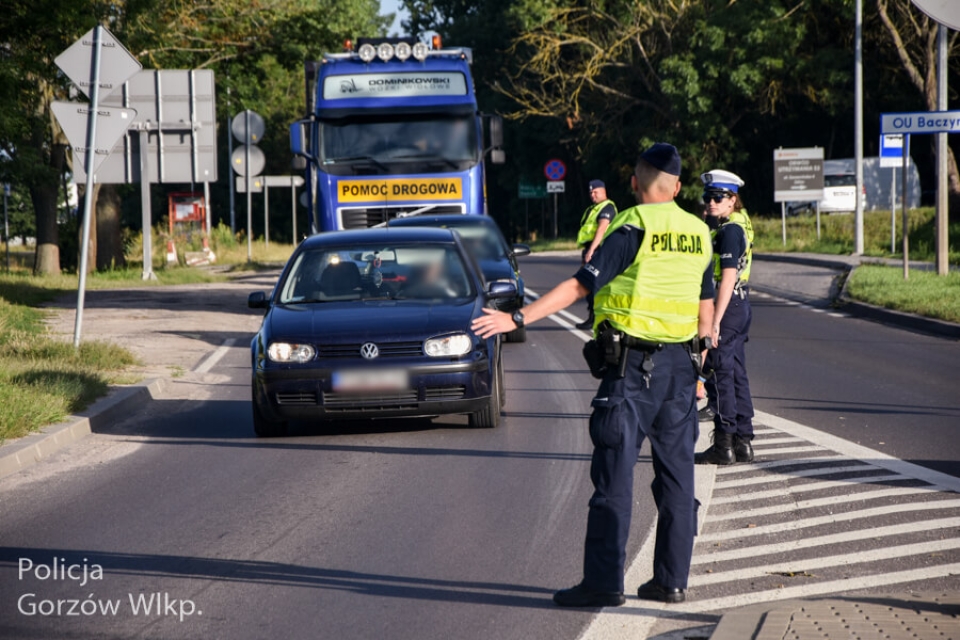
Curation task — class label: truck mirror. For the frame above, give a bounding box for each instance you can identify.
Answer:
[489,149,506,165]
[289,120,311,157]
[291,156,307,170]
[486,114,504,148]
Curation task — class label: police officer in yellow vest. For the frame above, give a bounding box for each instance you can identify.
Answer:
[576,180,618,329]
[472,143,715,607]
[695,169,756,466]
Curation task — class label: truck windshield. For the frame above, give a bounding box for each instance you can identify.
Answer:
[320,114,478,176]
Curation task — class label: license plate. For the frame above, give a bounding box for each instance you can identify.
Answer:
[332,369,409,392]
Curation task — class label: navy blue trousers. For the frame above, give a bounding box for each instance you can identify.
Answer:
[582,344,699,593]
[704,292,754,438]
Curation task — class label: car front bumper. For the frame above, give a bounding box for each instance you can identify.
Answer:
[253,358,492,422]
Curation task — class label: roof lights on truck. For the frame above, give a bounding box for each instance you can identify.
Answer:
[394,42,412,61]
[377,42,395,62]
[412,42,428,61]
[358,43,376,62]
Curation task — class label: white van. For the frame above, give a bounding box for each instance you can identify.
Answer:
[786,157,920,214]
[820,164,858,213]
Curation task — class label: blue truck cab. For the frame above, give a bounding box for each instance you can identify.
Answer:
[290,37,505,234]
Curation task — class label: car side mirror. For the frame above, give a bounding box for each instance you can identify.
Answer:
[248,291,269,309]
[486,280,517,300]
[511,243,531,257]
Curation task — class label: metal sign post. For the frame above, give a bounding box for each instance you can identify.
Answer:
[53,26,142,347]
[881,110,960,279]
[902,135,911,279]
[880,134,905,255]
[231,109,265,262]
[3,183,9,272]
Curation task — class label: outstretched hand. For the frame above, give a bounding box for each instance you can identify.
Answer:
[471,308,516,339]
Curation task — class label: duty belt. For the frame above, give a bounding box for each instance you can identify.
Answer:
[620,334,695,352]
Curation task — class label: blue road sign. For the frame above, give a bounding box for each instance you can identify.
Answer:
[543,159,566,181]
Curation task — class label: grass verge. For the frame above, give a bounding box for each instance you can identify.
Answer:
[844,265,960,324]
[0,268,225,442]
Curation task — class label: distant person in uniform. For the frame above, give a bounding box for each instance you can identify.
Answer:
[695,169,756,465]
[576,179,618,329]
[473,143,714,606]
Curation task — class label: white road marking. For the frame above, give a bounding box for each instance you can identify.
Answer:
[715,455,844,475]
[689,538,960,587]
[525,288,591,342]
[755,410,960,493]
[739,436,805,446]
[674,563,960,614]
[710,475,915,504]
[691,517,960,564]
[193,339,237,373]
[698,498,960,542]
[741,445,826,456]
[713,464,890,488]
[709,485,940,521]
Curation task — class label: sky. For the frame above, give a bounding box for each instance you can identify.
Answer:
[379,0,410,37]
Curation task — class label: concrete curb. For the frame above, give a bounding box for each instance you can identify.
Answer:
[0,378,166,480]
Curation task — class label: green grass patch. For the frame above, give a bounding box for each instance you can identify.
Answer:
[752,207,960,264]
[0,272,146,442]
[845,265,960,324]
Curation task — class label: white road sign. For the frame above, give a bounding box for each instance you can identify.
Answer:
[546,180,565,193]
[54,27,141,101]
[881,111,960,135]
[52,102,137,175]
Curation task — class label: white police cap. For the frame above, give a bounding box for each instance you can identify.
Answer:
[700,169,745,193]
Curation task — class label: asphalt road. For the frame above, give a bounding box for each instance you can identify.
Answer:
[1,254,958,640]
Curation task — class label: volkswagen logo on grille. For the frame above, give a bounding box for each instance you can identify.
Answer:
[360,342,379,360]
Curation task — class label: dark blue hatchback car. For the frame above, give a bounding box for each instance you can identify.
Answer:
[247,227,515,436]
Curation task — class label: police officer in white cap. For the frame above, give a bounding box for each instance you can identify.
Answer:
[695,169,756,465]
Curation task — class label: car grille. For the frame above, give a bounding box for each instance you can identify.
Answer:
[319,341,423,358]
[320,386,467,411]
[340,205,466,229]
[322,391,419,411]
[275,391,319,406]
[424,385,466,401]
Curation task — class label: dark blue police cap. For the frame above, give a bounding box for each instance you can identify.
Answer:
[588,179,605,190]
[640,143,682,176]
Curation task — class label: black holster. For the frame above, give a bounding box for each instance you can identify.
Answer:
[582,340,608,379]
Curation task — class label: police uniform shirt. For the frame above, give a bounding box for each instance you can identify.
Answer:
[595,202,617,224]
[715,220,747,272]
[574,227,715,300]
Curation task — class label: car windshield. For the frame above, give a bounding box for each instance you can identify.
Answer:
[278,244,475,304]
[319,114,478,176]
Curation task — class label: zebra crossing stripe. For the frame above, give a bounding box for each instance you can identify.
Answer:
[714,465,894,489]
[692,516,960,565]
[698,498,960,542]
[690,537,960,587]
[675,563,960,614]
[711,474,909,504]
[715,455,845,475]
[710,485,939,521]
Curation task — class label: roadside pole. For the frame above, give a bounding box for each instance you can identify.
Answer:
[902,135,910,280]
[245,109,252,262]
[935,24,949,275]
[73,26,103,348]
[3,183,9,272]
[890,168,896,255]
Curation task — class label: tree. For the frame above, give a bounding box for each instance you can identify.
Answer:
[876,0,960,195]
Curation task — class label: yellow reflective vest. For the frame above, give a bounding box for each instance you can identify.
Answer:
[577,199,617,247]
[713,209,753,289]
[593,202,713,342]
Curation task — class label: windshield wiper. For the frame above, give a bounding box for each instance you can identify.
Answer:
[328,155,390,172]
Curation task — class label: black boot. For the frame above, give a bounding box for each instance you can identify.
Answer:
[733,435,754,463]
[575,316,594,330]
[695,430,735,465]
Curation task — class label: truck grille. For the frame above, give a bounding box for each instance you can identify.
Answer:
[339,204,466,229]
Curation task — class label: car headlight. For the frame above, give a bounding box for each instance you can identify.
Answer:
[268,342,316,363]
[424,333,472,357]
